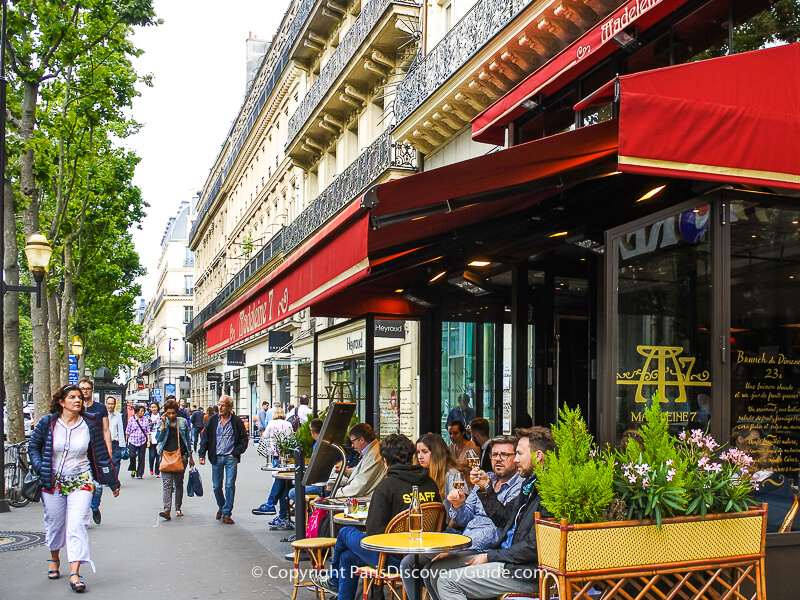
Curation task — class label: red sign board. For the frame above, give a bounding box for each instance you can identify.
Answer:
[205,208,370,354]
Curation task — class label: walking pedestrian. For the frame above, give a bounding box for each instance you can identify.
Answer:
[28,384,120,593]
[198,395,248,524]
[78,379,112,525]
[190,405,205,451]
[105,396,125,476]
[125,405,150,479]
[156,399,194,520]
[147,402,161,477]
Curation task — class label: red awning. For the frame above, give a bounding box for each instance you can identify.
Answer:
[615,43,800,188]
[472,0,689,145]
[204,122,619,352]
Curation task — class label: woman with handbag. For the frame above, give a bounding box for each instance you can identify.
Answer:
[125,405,150,479]
[155,398,194,520]
[28,384,120,593]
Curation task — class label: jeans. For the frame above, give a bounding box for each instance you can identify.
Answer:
[267,478,292,519]
[192,428,203,451]
[425,554,539,600]
[91,441,122,511]
[211,455,238,518]
[329,526,396,600]
[288,484,324,501]
[148,443,161,475]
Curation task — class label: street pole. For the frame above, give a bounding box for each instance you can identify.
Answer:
[0,0,9,514]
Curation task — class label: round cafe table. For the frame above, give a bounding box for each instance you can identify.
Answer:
[274,470,296,481]
[361,532,471,600]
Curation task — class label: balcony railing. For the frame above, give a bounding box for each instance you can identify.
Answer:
[189,0,323,247]
[186,129,416,339]
[394,0,533,125]
[287,0,420,148]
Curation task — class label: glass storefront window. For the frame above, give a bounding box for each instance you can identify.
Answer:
[377,356,401,437]
[729,201,800,482]
[613,204,712,445]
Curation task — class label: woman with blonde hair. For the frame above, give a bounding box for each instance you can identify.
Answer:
[415,433,469,511]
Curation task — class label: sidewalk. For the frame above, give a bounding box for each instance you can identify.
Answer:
[0,442,312,599]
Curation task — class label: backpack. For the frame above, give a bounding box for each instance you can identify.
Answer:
[287,413,300,432]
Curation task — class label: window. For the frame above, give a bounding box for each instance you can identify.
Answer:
[184,247,194,267]
[184,305,194,324]
[185,275,194,295]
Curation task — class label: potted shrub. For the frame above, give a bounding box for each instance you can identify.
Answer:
[534,398,767,599]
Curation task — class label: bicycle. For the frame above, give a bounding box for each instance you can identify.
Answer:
[4,440,31,508]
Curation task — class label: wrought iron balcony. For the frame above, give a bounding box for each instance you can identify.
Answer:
[185,129,416,340]
[286,0,421,149]
[394,0,534,125]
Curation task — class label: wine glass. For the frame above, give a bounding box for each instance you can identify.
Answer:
[452,471,466,494]
[465,448,480,470]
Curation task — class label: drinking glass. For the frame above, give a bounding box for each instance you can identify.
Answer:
[452,471,466,495]
[465,449,480,470]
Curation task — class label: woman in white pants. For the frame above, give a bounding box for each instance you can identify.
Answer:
[28,384,121,593]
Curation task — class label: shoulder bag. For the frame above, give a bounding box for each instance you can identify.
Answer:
[21,468,42,502]
[159,423,185,473]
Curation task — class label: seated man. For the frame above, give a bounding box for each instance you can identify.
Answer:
[253,419,325,528]
[422,427,555,600]
[289,419,326,501]
[332,423,386,497]
[312,434,440,600]
[400,435,523,600]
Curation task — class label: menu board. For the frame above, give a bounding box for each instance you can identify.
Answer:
[731,350,800,481]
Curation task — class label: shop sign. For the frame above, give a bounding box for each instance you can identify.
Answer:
[227,349,245,366]
[617,345,711,422]
[268,330,293,353]
[207,372,222,382]
[346,331,364,354]
[375,319,405,339]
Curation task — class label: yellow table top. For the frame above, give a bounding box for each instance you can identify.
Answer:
[274,471,295,480]
[361,532,471,554]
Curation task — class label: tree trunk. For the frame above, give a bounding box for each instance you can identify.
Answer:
[59,239,76,384]
[19,79,50,420]
[3,180,23,442]
[48,288,61,391]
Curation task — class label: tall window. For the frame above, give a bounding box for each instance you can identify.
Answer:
[184,305,194,324]
[185,275,194,295]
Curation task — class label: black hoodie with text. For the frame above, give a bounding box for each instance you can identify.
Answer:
[365,464,441,535]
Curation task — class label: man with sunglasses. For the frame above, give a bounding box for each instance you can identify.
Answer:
[332,423,385,498]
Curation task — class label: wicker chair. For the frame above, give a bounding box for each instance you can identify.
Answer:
[779,493,800,533]
[356,502,447,600]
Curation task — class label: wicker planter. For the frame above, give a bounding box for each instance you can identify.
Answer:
[535,507,767,600]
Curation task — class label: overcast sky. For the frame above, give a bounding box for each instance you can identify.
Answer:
[127,0,291,302]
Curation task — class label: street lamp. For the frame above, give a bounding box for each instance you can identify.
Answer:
[71,335,83,358]
[161,326,189,400]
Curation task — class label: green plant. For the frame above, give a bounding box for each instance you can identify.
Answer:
[295,420,315,458]
[274,431,300,457]
[535,405,615,524]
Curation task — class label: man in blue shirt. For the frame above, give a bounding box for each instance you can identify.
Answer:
[79,379,111,525]
[199,396,249,524]
[401,436,523,600]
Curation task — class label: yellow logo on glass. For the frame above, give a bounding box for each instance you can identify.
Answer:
[617,345,711,403]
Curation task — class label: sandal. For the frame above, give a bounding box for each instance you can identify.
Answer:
[159,510,171,521]
[69,573,86,592]
[47,559,60,579]
[176,509,183,517]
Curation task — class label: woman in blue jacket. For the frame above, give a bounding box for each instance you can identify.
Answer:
[155,398,194,520]
[28,384,121,592]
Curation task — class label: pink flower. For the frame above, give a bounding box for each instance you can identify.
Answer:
[628,475,637,483]
[679,431,687,441]
[698,457,709,467]
[667,468,676,482]
[666,459,674,466]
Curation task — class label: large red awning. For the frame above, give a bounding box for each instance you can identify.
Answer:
[471,0,689,145]
[204,122,619,353]
[615,43,800,188]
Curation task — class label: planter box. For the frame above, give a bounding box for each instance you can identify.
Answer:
[535,508,767,599]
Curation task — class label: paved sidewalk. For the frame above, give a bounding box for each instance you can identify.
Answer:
[0,442,314,599]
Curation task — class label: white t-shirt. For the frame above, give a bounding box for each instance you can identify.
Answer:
[53,418,91,477]
[288,404,312,424]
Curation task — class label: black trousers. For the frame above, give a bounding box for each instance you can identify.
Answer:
[129,444,147,478]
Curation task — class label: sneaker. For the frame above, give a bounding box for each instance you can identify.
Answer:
[150,470,154,475]
[269,518,294,531]
[267,515,284,526]
[310,571,339,596]
[253,503,276,515]
[92,509,101,525]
